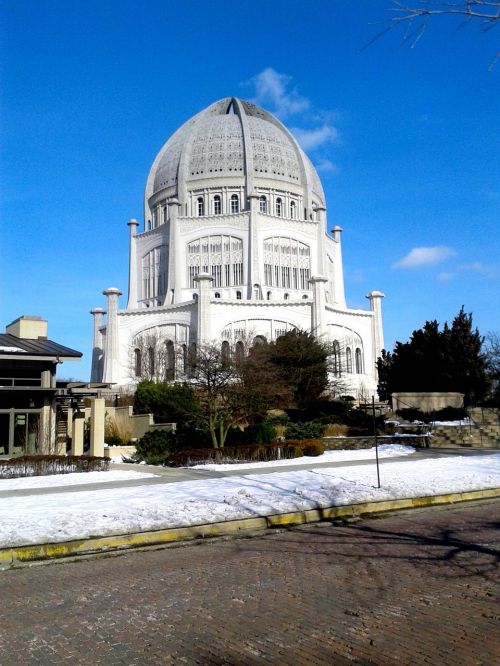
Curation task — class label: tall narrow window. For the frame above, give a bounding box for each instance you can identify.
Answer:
[355,348,363,374]
[188,342,197,378]
[259,195,267,213]
[187,235,243,288]
[276,197,282,216]
[236,290,242,300]
[290,201,296,219]
[197,197,204,216]
[148,347,155,377]
[235,341,244,361]
[230,194,239,213]
[263,237,311,291]
[333,341,342,376]
[221,341,230,364]
[213,195,221,215]
[346,347,353,374]
[166,340,175,381]
[181,344,188,375]
[134,348,142,377]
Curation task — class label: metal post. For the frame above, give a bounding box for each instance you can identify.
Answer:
[372,396,381,488]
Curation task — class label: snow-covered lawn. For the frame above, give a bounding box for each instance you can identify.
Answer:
[0,470,157,491]
[193,443,415,471]
[1,453,499,548]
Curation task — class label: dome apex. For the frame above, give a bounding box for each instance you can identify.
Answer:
[145,97,325,217]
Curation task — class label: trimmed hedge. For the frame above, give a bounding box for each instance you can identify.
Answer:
[0,455,110,479]
[166,442,307,467]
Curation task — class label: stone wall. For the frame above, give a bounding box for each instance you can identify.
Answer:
[322,435,428,450]
[391,392,464,412]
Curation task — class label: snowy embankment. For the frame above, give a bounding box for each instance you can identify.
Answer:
[1,451,499,548]
[193,444,415,471]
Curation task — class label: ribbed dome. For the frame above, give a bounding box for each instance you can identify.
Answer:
[145,98,325,212]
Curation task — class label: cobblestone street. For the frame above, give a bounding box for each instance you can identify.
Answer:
[1,501,499,665]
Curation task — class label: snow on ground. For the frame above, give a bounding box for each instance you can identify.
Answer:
[1,453,499,548]
[193,444,415,471]
[0,470,157,491]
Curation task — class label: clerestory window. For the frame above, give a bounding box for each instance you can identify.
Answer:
[197,197,204,216]
[230,194,239,213]
[263,237,311,290]
[187,235,243,288]
[259,195,267,213]
[213,195,222,215]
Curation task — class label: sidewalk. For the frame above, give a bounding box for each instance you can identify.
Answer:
[1,448,499,568]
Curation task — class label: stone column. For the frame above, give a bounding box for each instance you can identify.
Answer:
[167,199,182,303]
[331,226,346,308]
[72,414,85,456]
[194,273,213,346]
[90,307,106,382]
[126,218,139,309]
[102,288,122,384]
[309,276,329,339]
[247,194,260,299]
[89,398,105,457]
[366,290,385,370]
[314,206,326,276]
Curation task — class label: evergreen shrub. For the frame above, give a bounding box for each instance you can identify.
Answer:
[135,429,176,465]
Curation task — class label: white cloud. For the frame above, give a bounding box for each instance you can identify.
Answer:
[315,158,340,174]
[291,125,339,151]
[393,246,457,269]
[458,262,498,279]
[248,68,309,117]
[244,68,340,156]
[437,272,455,282]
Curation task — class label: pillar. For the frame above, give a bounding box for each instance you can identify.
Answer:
[309,276,329,339]
[331,226,346,308]
[72,414,85,456]
[90,307,106,382]
[102,287,122,384]
[167,199,182,303]
[314,206,326,276]
[366,290,385,370]
[89,398,105,457]
[194,273,213,345]
[126,218,139,309]
[247,194,260,299]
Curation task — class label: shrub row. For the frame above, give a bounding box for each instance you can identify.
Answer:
[165,438,325,467]
[0,455,110,479]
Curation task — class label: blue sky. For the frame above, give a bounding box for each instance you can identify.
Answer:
[1,0,499,380]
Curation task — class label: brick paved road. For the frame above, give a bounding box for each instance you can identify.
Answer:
[1,501,499,665]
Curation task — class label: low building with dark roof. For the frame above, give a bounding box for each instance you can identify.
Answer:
[0,315,83,456]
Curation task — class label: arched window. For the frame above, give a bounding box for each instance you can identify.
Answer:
[290,201,296,219]
[276,197,282,216]
[134,348,142,377]
[259,195,267,213]
[284,293,289,300]
[214,292,221,299]
[230,194,239,213]
[213,195,222,215]
[236,290,242,300]
[253,284,261,300]
[267,291,272,300]
[148,347,155,377]
[181,344,188,375]
[142,245,168,305]
[197,197,204,216]
[302,294,308,299]
[346,347,353,374]
[253,335,266,346]
[332,341,342,376]
[221,341,230,364]
[235,341,244,361]
[263,237,311,290]
[166,340,175,381]
[193,293,198,301]
[187,235,243,288]
[188,342,197,378]
[355,348,363,374]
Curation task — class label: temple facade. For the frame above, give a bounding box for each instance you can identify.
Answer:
[91,97,384,397]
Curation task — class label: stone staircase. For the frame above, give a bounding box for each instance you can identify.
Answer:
[430,407,500,448]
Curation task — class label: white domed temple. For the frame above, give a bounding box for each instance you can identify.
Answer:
[90,97,384,397]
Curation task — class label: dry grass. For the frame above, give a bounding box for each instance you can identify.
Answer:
[322,423,349,437]
[105,415,133,444]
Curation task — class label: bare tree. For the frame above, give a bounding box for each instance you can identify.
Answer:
[130,332,179,382]
[368,1,499,66]
[190,341,291,449]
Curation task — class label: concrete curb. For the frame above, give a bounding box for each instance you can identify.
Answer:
[1,487,499,570]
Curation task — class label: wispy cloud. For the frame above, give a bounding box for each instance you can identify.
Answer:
[439,261,498,282]
[244,67,339,154]
[248,68,309,117]
[393,246,456,269]
[291,125,338,151]
[315,158,340,174]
